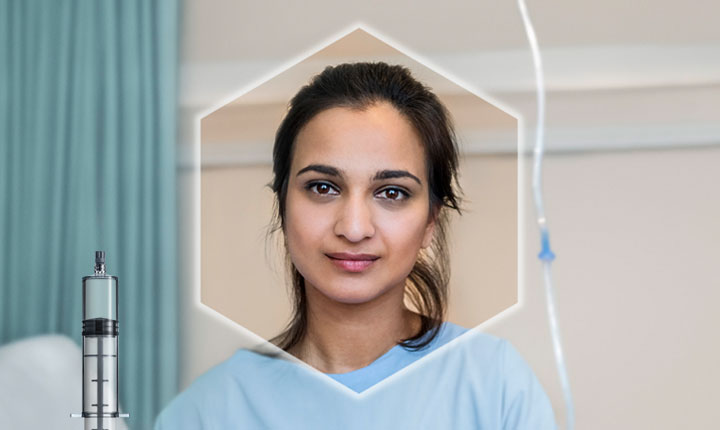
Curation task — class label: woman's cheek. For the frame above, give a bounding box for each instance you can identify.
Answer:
[377,205,426,239]
[287,198,331,256]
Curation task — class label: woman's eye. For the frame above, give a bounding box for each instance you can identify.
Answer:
[305,182,408,201]
[306,182,338,196]
[378,187,409,201]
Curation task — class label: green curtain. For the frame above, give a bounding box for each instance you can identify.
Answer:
[0,1,180,428]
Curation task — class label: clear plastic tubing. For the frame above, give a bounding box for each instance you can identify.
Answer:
[516,1,576,429]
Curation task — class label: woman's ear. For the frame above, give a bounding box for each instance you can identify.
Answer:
[421,205,440,249]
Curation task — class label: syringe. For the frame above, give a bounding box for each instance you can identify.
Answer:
[71,251,129,430]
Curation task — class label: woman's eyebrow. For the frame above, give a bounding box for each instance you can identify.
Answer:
[296,164,422,185]
[373,169,422,185]
[297,164,340,178]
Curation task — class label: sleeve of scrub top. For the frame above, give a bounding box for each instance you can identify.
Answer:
[153,390,204,430]
[500,340,558,430]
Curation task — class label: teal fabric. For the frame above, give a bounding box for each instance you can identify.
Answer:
[155,327,558,429]
[0,1,181,429]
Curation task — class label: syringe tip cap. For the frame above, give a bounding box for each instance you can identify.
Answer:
[95,251,105,265]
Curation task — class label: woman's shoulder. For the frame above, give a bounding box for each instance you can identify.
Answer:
[423,323,546,383]
[396,322,512,384]
[445,325,546,370]
[446,328,558,429]
[416,325,557,428]
[153,355,230,429]
[170,347,298,394]
[154,346,356,429]
[154,347,298,429]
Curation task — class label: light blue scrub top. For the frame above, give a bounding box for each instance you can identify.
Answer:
[155,322,557,429]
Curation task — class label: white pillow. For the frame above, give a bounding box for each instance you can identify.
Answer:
[0,334,128,430]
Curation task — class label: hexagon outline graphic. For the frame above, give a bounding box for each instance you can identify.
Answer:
[190,21,529,398]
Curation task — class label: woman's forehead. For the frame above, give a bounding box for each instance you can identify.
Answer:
[291,103,427,179]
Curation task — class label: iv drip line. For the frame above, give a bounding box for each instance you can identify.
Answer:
[516,1,576,429]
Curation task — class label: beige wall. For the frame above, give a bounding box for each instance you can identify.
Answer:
[492,146,720,429]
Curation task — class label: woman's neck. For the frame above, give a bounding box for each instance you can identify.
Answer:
[289,284,421,374]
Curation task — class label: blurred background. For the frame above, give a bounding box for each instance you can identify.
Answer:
[2,0,719,429]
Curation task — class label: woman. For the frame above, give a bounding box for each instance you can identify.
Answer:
[155,62,557,429]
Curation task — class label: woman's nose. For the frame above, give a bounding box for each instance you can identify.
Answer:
[333,195,375,242]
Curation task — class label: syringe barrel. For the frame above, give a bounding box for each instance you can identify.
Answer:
[82,335,118,414]
[81,272,120,421]
[82,276,117,320]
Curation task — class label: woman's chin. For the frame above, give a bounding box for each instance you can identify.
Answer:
[304,274,406,307]
[313,284,389,306]
[324,290,381,306]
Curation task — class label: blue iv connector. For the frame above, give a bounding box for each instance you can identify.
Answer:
[538,229,556,262]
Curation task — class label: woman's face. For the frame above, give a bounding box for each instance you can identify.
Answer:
[284,101,436,306]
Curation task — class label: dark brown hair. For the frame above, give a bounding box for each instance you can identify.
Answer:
[266,62,463,352]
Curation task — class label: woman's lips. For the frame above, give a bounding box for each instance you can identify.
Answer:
[326,255,378,273]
